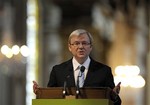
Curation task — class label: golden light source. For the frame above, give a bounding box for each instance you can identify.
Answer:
[114,65,145,88]
[12,45,20,55]
[1,45,13,58]
[1,45,30,58]
[20,45,30,57]
[1,45,9,55]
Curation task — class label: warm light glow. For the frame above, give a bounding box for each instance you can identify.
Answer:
[20,45,30,57]
[1,45,13,58]
[12,45,20,55]
[1,45,30,58]
[114,76,129,87]
[115,65,140,76]
[1,45,9,55]
[5,48,13,58]
[114,65,145,88]
[129,75,145,88]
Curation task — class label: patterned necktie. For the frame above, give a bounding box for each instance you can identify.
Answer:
[78,66,85,88]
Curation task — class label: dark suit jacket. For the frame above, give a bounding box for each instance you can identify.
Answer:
[47,58,115,88]
[47,57,121,105]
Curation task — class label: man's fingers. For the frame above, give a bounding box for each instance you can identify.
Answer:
[33,81,39,87]
[116,82,121,94]
[113,82,121,94]
[117,82,121,87]
[33,81,38,85]
[33,81,39,94]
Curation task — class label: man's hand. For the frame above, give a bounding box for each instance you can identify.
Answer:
[113,82,121,94]
[33,81,39,94]
[110,82,121,104]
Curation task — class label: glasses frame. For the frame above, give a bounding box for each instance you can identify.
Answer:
[70,41,91,47]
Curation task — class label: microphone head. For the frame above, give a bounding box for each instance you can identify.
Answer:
[66,75,70,79]
[80,66,85,73]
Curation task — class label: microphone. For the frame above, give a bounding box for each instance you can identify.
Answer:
[80,66,85,73]
[76,66,85,95]
[63,75,70,96]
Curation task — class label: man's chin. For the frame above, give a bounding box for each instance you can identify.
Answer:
[77,55,86,58]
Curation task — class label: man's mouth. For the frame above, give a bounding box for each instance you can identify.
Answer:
[79,51,84,54]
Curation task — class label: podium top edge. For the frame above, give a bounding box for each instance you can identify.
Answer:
[37,87,112,90]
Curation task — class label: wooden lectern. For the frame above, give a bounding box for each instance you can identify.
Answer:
[32,87,114,105]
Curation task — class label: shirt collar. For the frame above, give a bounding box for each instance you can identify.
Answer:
[72,56,91,71]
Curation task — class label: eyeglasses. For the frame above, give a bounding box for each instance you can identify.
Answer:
[70,41,91,47]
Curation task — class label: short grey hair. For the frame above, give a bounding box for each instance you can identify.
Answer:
[68,29,93,44]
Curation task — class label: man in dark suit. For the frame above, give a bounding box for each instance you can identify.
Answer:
[33,29,121,105]
[47,58,115,88]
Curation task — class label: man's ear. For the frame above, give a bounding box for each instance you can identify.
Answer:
[90,44,93,48]
[68,44,71,52]
[90,45,93,50]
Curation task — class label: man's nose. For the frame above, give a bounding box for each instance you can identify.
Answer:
[78,43,84,48]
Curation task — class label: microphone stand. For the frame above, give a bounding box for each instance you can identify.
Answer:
[62,75,70,98]
[76,66,85,98]
[76,75,80,98]
[63,81,67,98]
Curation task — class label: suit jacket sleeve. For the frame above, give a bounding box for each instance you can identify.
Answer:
[47,59,75,87]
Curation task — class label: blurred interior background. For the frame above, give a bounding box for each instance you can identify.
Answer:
[0,0,149,105]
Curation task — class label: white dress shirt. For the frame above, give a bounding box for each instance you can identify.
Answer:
[72,56,91,85]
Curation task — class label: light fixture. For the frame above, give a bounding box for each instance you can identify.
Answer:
[114,65,145,88]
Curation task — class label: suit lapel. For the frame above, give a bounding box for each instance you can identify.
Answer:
[84,59,96,86]
[65,59,76,87]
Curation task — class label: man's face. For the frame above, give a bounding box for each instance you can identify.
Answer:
[68,34,92,61]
